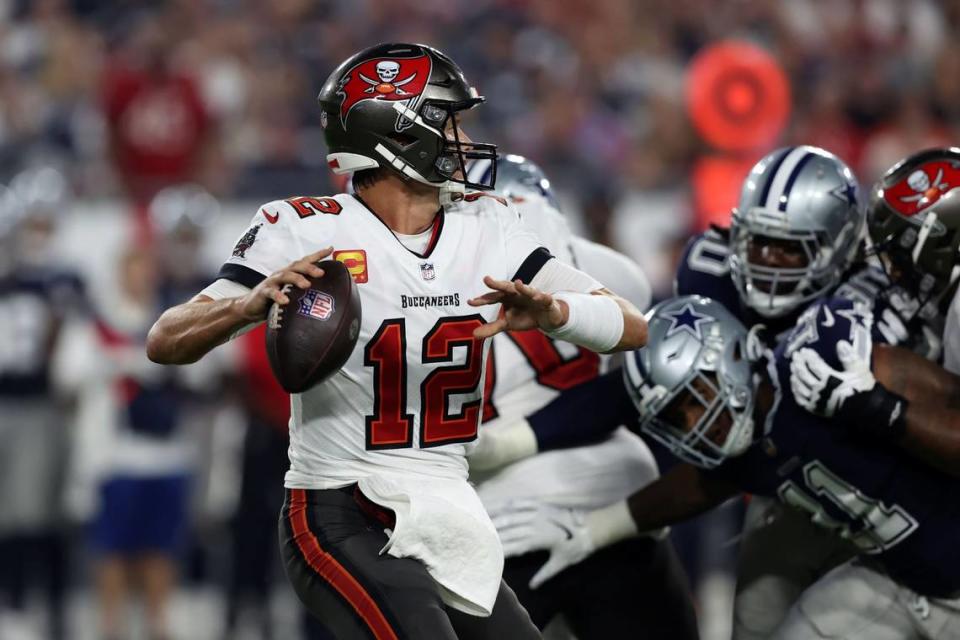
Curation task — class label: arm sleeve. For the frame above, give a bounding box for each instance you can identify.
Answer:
[527,370,636,451]
[571,236,652,311]
[216,200,306,288]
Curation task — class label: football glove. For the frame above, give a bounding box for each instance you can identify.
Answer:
[467,419,538,472]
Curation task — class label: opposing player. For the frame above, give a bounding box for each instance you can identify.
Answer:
[147,43,646,639]
[790,148,960,477]
[465,156,697,638]
[499,294,960,638]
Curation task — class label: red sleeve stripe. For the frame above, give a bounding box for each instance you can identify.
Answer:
[287,489,399,640]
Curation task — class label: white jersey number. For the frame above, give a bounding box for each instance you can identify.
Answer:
[778,460,918,554]
[365,315,485,450]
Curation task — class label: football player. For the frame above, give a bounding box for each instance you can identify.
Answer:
[147,43,647,639]
[790,148,960,478]
[501,294,960,638]
[466,156,698,638]
[0,169,85,640]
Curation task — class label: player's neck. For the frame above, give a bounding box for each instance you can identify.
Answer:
[356,174,440,235]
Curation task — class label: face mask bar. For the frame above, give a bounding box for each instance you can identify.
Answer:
[430,103,498,190]
[731,224,838,316]
[641,368,752,469]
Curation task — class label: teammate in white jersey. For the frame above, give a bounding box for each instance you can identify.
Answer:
[464,156,698,638]
[147,43,647,640]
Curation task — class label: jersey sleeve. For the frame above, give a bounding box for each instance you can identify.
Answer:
[216,200,307,289]
[500,200,554,283]
[527,370,635,451]
[572,237,652,311]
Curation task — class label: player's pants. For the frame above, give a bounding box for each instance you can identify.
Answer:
[733,497,856,640]
[279,486,542,640]
[774,558,960,639]
[503,537,699,639]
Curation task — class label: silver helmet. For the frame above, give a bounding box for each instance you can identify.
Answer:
[467,154,560,211]
[730,146,864,318]
[623,296,758,468]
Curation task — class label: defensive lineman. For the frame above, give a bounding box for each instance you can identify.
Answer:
[147,43,646,639]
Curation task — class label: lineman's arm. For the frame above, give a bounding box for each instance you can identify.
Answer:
[873,344,960,478]
[147,249,331,365]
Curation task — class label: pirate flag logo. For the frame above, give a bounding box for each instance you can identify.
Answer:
[336,54,432,131]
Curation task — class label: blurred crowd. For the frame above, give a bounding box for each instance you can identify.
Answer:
[2,0,960,638]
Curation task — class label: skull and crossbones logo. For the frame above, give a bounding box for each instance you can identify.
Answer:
[900,168,949,205]
[359,60,418,96]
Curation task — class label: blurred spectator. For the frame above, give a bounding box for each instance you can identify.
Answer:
[0,169,85,640]
[100,12,216,225]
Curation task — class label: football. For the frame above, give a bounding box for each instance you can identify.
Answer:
[265,259,362,393]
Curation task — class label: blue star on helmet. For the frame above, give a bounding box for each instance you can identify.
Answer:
[664,302,714,341]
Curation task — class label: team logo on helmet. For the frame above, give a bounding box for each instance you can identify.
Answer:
[663,302,714,340]
[336,54,432,131]
[883,159,960,217]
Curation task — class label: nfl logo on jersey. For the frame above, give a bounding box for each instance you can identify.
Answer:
[298,290,336,321]
[420,262,436,281]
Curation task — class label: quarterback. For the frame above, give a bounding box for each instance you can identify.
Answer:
[147,43,646,639]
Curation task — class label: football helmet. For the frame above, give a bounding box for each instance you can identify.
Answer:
[467,154,560,210]
[868,147,960,314]
[730,146,864,318]
[623,296,758,468]
[318,43,497,194]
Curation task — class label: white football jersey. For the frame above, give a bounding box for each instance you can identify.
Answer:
[475,194,658,511]
[219,192,549,489]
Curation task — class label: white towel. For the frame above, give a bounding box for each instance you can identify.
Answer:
[357,474,503,616]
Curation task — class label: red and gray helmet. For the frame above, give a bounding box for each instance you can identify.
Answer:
[318,43,497,192]
[869,147,960,309]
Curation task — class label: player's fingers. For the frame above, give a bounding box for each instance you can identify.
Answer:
[473,317,509,339]
[482,275,518,294]
[529,556,563,590]
[301,246,334,264]
[289,260,325,278]
[263,287,289,306]
[467,291,507,306]
[273,271,313,290]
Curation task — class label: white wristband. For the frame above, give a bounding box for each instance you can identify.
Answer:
[585,499,639,550]
[545,292,624,353]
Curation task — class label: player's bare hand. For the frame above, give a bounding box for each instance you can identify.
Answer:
[237,247,334,321]
[469,276,566,339]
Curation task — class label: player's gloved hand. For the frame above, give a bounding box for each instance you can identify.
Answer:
[468,277,566,339]
[789,319,876,417]
[790,323,908,440]
[467,418,538,472]
[489,499,645,589]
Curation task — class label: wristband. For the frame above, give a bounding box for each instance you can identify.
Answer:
[838,383,909,442]
[546,292,624,353]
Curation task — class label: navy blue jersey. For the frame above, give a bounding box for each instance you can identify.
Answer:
[712,295,960,597]
[0,268,86,397]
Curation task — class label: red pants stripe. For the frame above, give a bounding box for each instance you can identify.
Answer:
[287,488,398,640]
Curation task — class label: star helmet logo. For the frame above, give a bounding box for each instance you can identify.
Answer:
[297,289,336,321]
[336,54,432,131]
[419,262,436,281]
[663,302,714,341]
[232,223,262,259]
[883,159,960,219]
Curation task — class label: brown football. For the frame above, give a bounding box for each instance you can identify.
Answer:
[265,259,362,393]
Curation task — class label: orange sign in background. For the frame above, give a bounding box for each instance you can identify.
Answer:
[685,40,791,229]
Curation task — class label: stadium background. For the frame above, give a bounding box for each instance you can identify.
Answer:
[1,0,958,638]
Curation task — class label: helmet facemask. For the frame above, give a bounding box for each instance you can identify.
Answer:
[730,209,852,318]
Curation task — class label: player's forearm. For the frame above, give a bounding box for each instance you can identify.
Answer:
[874,344,960,406]
[898,405,960,477]
[147,296,251,365]
[626,463,738,532]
